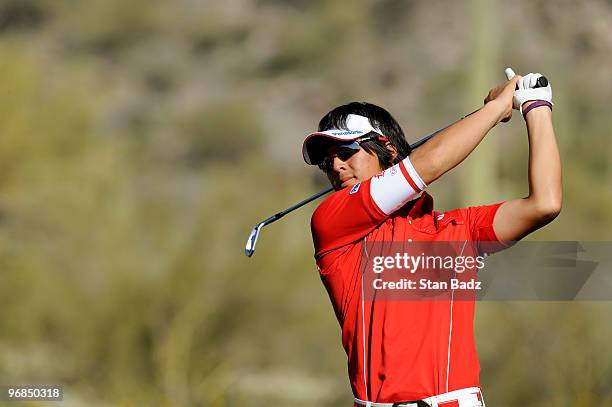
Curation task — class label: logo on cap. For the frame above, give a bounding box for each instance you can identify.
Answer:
[331,130,361,136]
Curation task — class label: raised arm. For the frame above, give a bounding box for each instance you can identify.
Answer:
[492,74,562,241]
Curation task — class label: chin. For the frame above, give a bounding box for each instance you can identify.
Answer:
[340,179,358,189]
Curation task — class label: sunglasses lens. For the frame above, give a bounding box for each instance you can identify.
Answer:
[317,140,365,172]
[335,145,359,161]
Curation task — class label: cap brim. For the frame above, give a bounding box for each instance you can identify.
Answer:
[302,130,372,165]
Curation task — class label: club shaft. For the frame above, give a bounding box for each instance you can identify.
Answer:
[259,186,334,227]
[249,120,466,232]
[245,76,549,256]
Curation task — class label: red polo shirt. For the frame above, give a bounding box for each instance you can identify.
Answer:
[311,157,508,403]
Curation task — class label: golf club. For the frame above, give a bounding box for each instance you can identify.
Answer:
[245,73,548,257]
[243,125,452,257]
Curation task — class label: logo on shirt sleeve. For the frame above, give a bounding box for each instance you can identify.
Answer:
[349,182,361,195]
[373,170,386,180]
[372,166,396,181]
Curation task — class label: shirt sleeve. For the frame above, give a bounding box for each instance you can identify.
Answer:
[464,202,512,256]
[311,156,426,257]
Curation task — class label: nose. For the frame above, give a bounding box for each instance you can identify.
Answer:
[332,155,348,172]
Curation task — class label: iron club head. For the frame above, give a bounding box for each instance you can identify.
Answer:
[245,222,264,257]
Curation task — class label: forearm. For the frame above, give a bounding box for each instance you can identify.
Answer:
[524,106,562,213]
[492,105,562,241]
[409,100,506,184]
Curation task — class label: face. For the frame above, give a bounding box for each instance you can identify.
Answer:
[322,144,384,190]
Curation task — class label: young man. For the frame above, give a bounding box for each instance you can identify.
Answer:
[302,72,561,406]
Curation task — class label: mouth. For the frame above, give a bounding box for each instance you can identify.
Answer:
[340,177,355,188]
[328,171,356,190]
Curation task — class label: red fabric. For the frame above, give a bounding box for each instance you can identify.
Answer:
[398,160,420,193]
[311,186,507,403]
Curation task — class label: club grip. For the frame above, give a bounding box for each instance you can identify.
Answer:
[516,76,548,90]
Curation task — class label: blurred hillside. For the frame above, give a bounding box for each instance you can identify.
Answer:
[0,0,611,406]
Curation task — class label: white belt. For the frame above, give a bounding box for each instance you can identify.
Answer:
[354,387,484,407]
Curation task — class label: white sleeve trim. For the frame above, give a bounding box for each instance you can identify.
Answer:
[369,156,427,215]
[403,155,427,190]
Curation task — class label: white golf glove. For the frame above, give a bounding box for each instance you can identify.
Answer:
[505,68,553,112]
[515,73,553,112]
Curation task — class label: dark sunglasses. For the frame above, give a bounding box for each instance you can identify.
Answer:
[317,134,384,173]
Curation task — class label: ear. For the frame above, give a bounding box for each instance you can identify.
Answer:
[385,140,398,161]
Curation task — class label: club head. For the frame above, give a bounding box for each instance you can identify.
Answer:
[245,222,264,257]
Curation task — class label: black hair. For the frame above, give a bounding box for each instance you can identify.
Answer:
[317,101,412,170]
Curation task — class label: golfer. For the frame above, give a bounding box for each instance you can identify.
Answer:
[302,71,561,406]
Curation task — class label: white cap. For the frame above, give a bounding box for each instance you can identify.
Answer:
[302,114,385,165]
